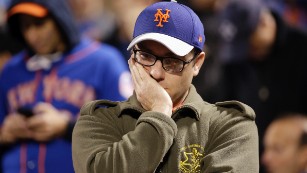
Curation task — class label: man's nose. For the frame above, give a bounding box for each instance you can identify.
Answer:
[149,60,165,81]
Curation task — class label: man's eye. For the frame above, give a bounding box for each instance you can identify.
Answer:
[164,58,181,65]
[140,53,150,59]
[140,52,154,60]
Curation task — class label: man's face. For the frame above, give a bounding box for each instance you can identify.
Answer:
[132,40,204,105]
[262,121,305,173]
[19,15,64,54]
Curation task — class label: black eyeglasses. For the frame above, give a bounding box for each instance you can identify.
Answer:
[132,48,198,73]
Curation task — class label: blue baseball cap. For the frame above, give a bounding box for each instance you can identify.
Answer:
[127,1,205,56]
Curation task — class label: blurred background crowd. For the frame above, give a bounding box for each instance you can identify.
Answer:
[0,0,306,173]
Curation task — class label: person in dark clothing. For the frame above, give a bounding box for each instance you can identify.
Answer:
[209,0,307,172]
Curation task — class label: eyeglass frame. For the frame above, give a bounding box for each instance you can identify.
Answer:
[132,47,200,73]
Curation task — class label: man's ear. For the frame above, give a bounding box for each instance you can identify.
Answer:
[193,52,205,76]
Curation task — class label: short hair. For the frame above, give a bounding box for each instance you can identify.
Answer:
[276,113,307,147]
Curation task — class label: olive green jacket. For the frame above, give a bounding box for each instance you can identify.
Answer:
[72,85,259,173]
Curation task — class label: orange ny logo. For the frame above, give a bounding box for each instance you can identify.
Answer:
[154,9,171,27]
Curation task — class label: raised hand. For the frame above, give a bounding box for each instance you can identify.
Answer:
[128,57,173,117]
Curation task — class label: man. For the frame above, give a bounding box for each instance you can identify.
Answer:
[262,114,307,173]
[0,0,132,172]
[72,1,259,172]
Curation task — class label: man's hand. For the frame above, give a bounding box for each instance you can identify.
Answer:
[0,113,32,143]
[27,103,70,142]
[128,57,173,116]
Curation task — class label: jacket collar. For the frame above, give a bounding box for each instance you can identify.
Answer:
[117,85,205,120]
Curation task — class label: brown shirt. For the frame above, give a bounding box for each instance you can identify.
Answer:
[72,85,259,173]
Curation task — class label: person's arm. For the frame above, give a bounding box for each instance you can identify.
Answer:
[203,103,259,173]
[72,102,177,173]
[0,71,30,144]
[0,103,75,144]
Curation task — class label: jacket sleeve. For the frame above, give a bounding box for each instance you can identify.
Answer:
[72,100,177,173]
[202,101,259,173]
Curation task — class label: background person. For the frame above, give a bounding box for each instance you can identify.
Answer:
[262,114,307,173]
[0,0,132,172]
[203,0,307,171]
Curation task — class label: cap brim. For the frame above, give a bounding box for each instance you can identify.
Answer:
[127,33,194,56]
[8,2,48,18]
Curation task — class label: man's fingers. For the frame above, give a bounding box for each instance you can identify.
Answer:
[134,62,149,81]
[129,58,142,89]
